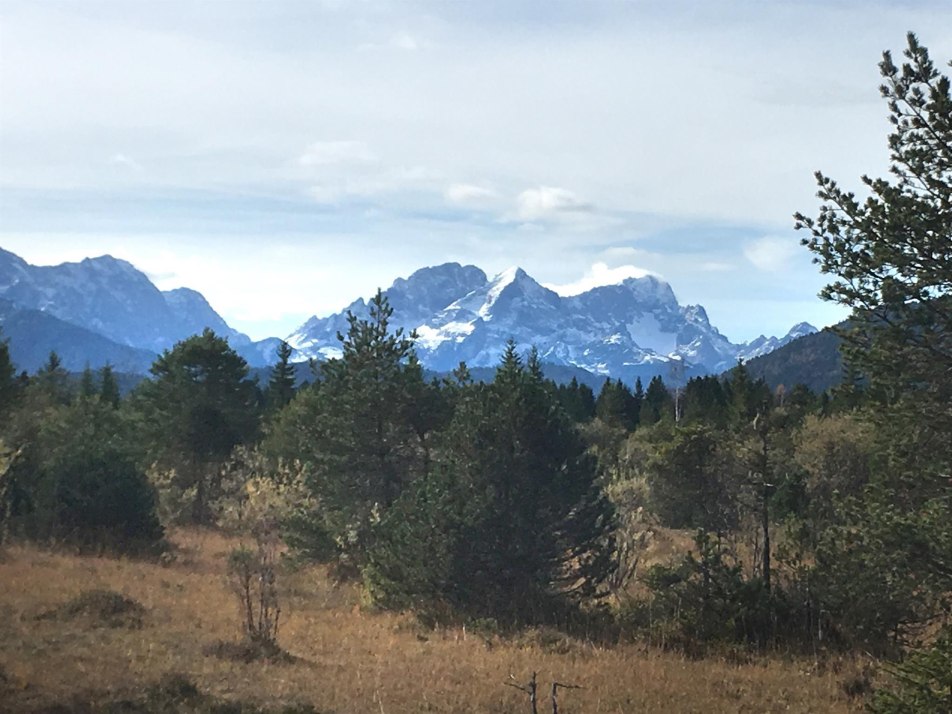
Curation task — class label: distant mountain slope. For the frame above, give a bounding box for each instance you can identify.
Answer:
[744,324,845,392]
[0,247,277,368]
[0,298,156,374]
[290,262,816,382]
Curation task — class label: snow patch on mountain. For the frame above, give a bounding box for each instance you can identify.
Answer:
[288,263,817,381]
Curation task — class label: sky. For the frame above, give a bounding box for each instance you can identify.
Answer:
[2,1,951,343]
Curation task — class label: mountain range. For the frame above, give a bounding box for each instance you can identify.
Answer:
[289,263,816,383]
[0,247,280,372]
[0,247,818,383]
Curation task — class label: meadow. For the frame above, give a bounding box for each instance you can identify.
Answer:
[0,529,863,713]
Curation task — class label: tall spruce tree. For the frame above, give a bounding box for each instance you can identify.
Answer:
[0,329,16,417]
[369,342,616,623]
[99,364,120,409]
[267,340,297,410]
[270,291,437,572]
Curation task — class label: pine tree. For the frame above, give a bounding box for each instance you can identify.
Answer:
[99,364,120,408]
[368,344,616,623]
[36,351,69,404]
[132,329,259,524]
[639,375,672,426]
[267,340,297,410]
[795,34,952,655]
[80,364,97,399]
[270,291,437,573]
[595,379,638,430]
[0,329,17,417]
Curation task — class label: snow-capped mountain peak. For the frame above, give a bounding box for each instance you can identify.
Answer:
[288,263,811,381]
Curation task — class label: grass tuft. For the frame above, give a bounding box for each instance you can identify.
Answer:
[35,589,146,629]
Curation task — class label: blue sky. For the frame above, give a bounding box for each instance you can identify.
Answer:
[2,1,951,342]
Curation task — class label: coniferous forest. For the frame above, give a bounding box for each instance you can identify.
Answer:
[0,33,950,712]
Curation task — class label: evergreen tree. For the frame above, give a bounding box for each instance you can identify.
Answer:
[35,351,69,404]
[269,291,438,572]
[3,387,162,553]
[99,364,120,408]
[646,424,740,534]
[131,329,259,524]
[0,329,17,417]
[80,364,97,399]
[595,379,638,430]
[556,377,596,423]
[266,340,297,410]
[639,375,672,426]
[795,34,952,655]
[368,342,616,623]
[682,376,729,426]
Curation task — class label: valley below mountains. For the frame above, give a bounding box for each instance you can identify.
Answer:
[0,247,816,383]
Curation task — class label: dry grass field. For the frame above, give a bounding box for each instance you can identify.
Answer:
[0,529,864,713]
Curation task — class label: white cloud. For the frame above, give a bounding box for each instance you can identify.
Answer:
[388,31,420,51]
[108,153,143,172]
[545,261,656,296]
[445,183,498,205]
[514,186,593,222]
[297,141,376,167]
[359,31,425,52]
[743,236,800,272]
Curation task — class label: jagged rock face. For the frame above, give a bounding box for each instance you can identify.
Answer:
[289,262,816,381]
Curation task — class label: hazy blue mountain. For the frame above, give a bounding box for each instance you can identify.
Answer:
[290,262,817,382]
[0,298,156,374]
[744,324,846,392]
[0,248,276,368]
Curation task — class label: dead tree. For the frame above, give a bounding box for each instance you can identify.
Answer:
[551,681,583,714]
[506,673,583,714]
[506,672,538,714]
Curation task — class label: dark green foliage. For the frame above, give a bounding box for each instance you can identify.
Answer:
[630,531,781,650]
[99,364,120,408]
[681,376,729,426]
[266,340,296,410]
[595,379,639,430]
[270,292,436,573]
[870,629,952,712]
[794,33,952,659]
[723,362,771,427]
[35,350,70,404]
[806,489,945,654]
[639,375,672,426]
[132,329,259,524]
[645,424,739,533]
[367,342,616,624]
[556,377,596,422]
[796,35,952,427]
[4,392,163,554]
[0,329,17,417]
[80,365,96,399]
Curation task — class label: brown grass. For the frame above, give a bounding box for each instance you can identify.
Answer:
[0,529,863,713]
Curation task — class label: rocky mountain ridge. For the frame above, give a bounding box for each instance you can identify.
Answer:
[290,262,816,382]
